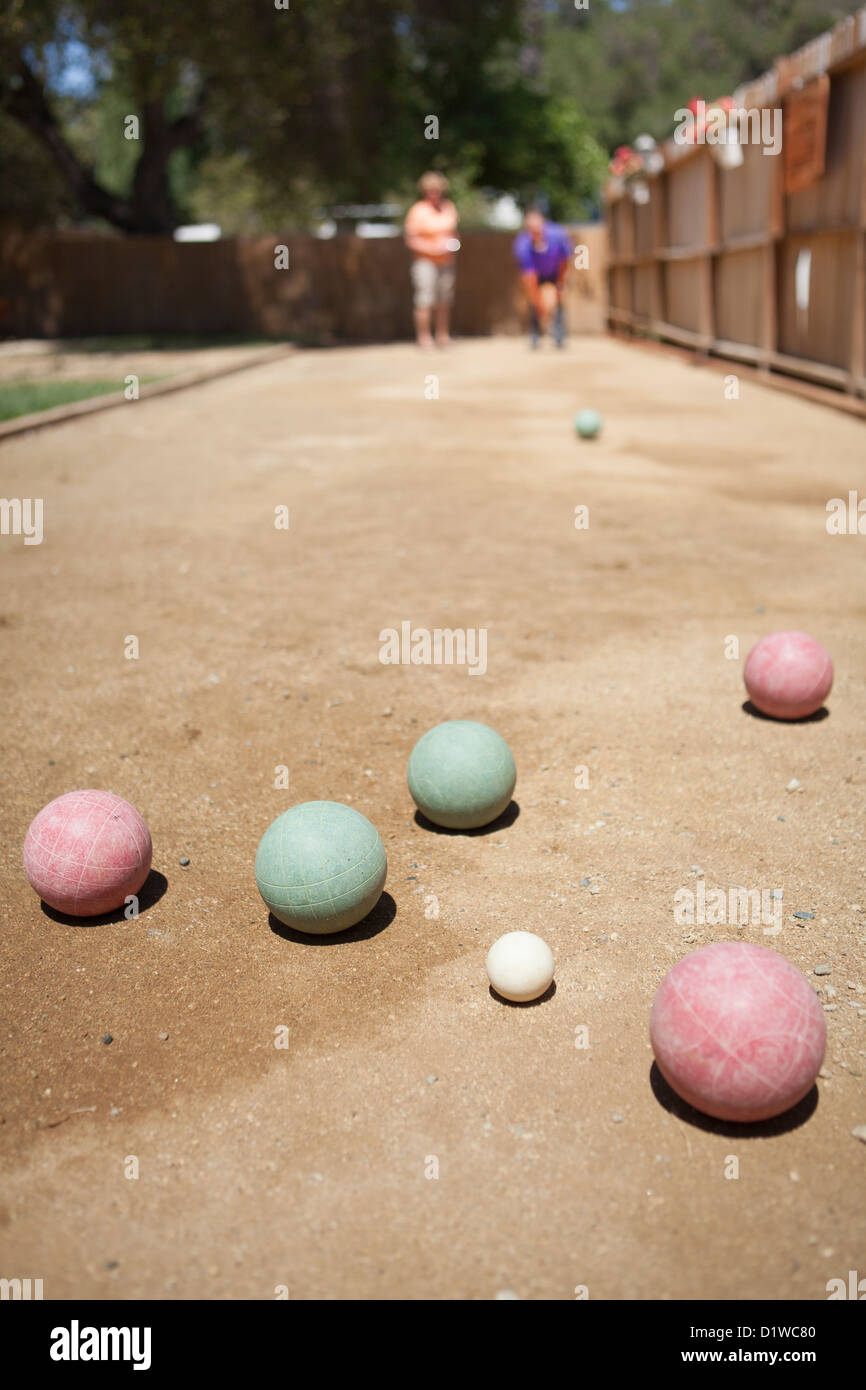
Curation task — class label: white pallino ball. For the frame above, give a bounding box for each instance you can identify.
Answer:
[486,931,555,1002]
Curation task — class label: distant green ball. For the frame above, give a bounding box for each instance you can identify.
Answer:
[408,720,516,830]
[575,408,603,439]
[255,800,387,934]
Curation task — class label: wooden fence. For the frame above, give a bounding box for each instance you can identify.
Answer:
[606,7,866,401]
[0,224,606,343]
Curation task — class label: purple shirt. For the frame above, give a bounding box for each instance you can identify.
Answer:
[513,222,572,280]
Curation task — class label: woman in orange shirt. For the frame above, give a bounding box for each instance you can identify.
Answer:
[404,172,459,348]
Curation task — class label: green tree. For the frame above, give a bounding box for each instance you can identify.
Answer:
[541,0,863,152]
[0,0,606,233]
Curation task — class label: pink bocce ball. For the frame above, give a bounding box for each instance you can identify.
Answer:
[23,790,152,917]
[650,942,826,1123]
[744,630,833,720]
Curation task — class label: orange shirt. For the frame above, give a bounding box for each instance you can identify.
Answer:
[404,198,458,264]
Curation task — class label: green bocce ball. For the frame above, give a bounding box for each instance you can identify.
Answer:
[407,720,516,830]
[574,408,603,439]
[255,800,387,934]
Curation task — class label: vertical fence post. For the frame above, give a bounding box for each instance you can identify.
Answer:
[699,156,718,353]
[761,143,786,375]
[852,149,866,394]
[650,173,666,329]
[623,197,635,333]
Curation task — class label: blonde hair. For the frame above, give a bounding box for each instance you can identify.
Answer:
[418,171,449,196]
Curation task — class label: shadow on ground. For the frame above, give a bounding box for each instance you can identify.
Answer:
[742,700,829,724]
[489,980,556,1008]
[413,800,520,837]
[40,869,168,926]
[650,1062,818,1137]
[269,891,396,945]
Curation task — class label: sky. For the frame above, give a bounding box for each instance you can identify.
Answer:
[43,39,102,98]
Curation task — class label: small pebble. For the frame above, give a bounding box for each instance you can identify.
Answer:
[102,1034,113,1045]
[158,1032,169,1041]
[786,778,801,792]
[852,1126,866,1144]
[612,1112,624,1124]
[179,856,190,866]
[814,964,831,976]
[793,911,815,920]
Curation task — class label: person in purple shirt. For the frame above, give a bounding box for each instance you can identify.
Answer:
[512,210,573,348]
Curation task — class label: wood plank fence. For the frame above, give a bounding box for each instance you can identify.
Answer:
[606,6,866,401]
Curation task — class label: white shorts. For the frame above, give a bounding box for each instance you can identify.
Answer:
[411,258,456,309]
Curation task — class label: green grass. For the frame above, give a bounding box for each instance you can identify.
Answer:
[0,378,161,422]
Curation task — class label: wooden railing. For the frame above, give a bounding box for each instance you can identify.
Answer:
[605,7,866,402]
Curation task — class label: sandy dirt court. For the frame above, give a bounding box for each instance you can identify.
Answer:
[0,335,864,1301]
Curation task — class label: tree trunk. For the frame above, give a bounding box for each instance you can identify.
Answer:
[2,61,199,235]
[125,102,182,235]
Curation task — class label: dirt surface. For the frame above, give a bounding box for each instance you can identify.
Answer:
[1,336,864,1302]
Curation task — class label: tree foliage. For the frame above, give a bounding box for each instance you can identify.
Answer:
[0,0,861,233]
[542,0,861,151]
[0,0,604,232]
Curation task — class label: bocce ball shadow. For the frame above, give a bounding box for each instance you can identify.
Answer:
[742,700,829,724]
[489,980,556,1008]
[649,1062,818,1138]
[413,799,520,837]
[39,869,168,927]
[268,891,396,945]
